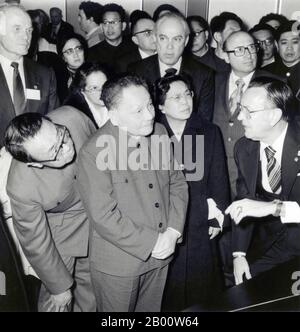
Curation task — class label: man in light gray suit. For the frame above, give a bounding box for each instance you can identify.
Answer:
[5,107,96,312]
[77,74,189,312]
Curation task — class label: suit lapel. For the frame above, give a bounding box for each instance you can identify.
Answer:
[242,140,260,195]
[281,123,300,198]
[0,64,16,117]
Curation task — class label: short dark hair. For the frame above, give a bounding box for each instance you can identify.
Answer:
[101,73,149,111]
[130,10,152,34]
[56,32,88,59]
[153,4,180,22]
[248,77,296,120]
[70,62,110,93]
[187,15,209,31]
[259,13,289,28]
[79,1,103,25]
[154,74,193,107]
[249,23,276,38]
[275,20,300,41]
[210,11,245,37]
[101,3,126,23]
[5,113,49,163]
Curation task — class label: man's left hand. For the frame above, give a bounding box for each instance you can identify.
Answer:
[225,199,276,224]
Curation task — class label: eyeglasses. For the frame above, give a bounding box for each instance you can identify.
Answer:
[37,125,70,163]
[84,86,102,94]
[103,20,121,26]
[225,43,259,57]
[166,90,194,102]
[256,38,274,47]
[63,45,83,56]
[133,29,154,37]
[192,29,205,37]
[238,104,272,119]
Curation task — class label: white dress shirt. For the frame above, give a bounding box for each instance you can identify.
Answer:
[159,57,182,77]
[228,70,254,98]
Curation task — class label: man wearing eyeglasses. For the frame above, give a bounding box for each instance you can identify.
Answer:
[87,3,136,73]
[226,77,300,286]
[4,106,97,312]
[117,11,156,72]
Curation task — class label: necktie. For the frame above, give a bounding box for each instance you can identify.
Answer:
[11,62,26,115]
[229,78,245,116]
[164,68,177,77]
[265,146,281,194]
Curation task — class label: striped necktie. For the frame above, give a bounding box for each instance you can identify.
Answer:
[229,78,245,116]
[265,146,281,194]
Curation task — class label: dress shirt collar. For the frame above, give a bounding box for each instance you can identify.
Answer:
[159,57,182,77]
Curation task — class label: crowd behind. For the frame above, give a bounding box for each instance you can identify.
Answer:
[0,0,300,312]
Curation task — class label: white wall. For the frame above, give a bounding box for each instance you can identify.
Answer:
[21,0,66,19]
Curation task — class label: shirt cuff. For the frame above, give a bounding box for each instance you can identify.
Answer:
[207,198,224,230]
[281,201,300,223]
[232,251,246,258]
[167,227,181,239]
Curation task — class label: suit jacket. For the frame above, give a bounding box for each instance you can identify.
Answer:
[86,27,104,48]
[0,57,60,147]
[213,69,281,198]
[116,48,142,72]
[128,53,215,122]
[77,120,189,277]
[6,107,96,295]
[232,122,300,258]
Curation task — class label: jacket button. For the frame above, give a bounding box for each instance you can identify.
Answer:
[159,222,163,228]
[155,202,160,208]
[57,202,61,205]
[149,183,153,189]
[125,178,128,183]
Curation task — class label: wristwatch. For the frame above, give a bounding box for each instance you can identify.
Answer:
[273,199,283,217]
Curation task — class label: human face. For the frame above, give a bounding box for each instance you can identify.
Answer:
[132,19,156,54]
[237,87,274,141]
[0,8,33,60]
[62,38,85,71]
[252,29,275,61]
[50,10,62,26]
[266,19,280,30]
[78,9,89,33]
[102,11,124,43]
[221,19,241,44]
[225,32,257,76]
[113,85,154,137]
[190,20,208,54]
[155,17,188,66]
[82,71,107,106]
[160,80,193,122]
[23,120,75,168]
[277,31,300,67]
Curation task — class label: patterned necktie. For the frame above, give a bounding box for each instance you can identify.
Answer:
[265,146,282,194]
[164,68,177,77]
[11,62,26,115]
[229,78,245,116]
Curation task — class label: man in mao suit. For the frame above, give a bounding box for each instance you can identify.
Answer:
[128,11,214,122]
[226,78,300,286]
[5,107,96,312]
[0,4,59,146]
[77,74,188,312]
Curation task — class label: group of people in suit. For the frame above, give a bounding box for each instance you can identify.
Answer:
[0,1,300,313]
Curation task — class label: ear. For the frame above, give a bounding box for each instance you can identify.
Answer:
[223,51,230,64]
[270,108,283,125]
[132,35,139,46]
[204,31,209,41]
[213,32,222,43]
[108,108,119,125]
[26,162,44,169]
[158,104,165,113]
[184,35,189,47]
[121,22,126,32]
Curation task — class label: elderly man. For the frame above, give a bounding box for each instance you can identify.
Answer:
[129,11,214,122]
[226,78,300,285]
[77,74,188,312]
[5,107,96,312]
[0,4,59,146]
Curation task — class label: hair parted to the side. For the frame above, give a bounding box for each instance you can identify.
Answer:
[5,113,49,162]
[101,73,149,111]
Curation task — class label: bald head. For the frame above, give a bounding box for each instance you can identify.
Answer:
[224,31,255,51]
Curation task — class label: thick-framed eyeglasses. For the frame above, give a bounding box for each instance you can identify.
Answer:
[84,86,102,94]
[166,90,194,102]
[192,29,205,37]
[38,125,69,163]
[238,103,272,119]
[256,38,274,47]
[103,20,121,26]
[63,45,84,56]
[133,29,154,37]
[226,43,259,57]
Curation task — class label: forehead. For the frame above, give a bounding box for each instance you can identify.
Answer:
[24,120,56,150]
[190,20,204,31]
[266,20,280,29]
[157,17,185,35]
[103,11,121,21]
[4,8,32,27]
[63,38,81,49]
[242,87,269,107]
[279,31,300,41]
[168,80,188,93]
[85,71,107,85]
[227,32,254,48]
[252,29,272,40]
[135,18,154,31]
[224,19,241,31]
[119,85,150,108]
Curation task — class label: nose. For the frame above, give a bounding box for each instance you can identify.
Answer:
[167,40,174,50]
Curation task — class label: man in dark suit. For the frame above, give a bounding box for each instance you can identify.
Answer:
[44,7,74,45]
[0,4,59,147]
[5,107,96,312]
[128,12,215,122]
[226,78,300,285]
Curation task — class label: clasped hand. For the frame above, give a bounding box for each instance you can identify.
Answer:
[151,228,179,260]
